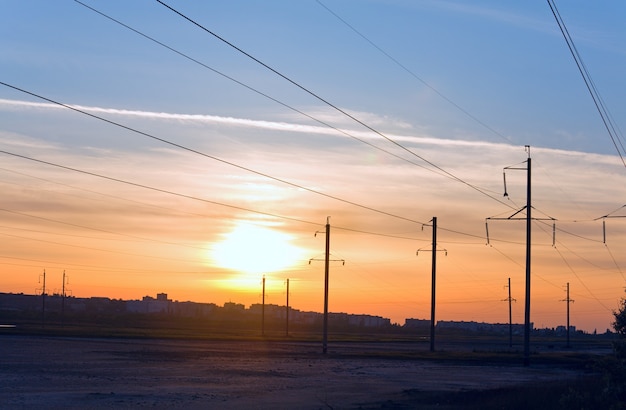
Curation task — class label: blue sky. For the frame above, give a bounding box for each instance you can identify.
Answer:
[4,1,626,153]
[1,1,625,332]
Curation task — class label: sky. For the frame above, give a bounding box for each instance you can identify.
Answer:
[1,0,625,332]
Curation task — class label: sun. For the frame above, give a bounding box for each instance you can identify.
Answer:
[210,222,305,275]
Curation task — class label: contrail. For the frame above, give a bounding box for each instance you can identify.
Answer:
[0,97,510,149]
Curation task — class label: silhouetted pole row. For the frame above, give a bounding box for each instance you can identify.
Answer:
[417,217,447,352]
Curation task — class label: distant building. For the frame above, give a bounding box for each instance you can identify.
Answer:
[437,320,528,334]
[404,318,431,328]
[126,293,171,314]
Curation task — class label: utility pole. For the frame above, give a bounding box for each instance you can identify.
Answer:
[485,146,555,366]
[309,217,344,354]
[561,282,574,348]
[417,217,447,352]
[61,270,67,327]
[323,217,330,354]
[503,277,516,348]
[39,269,46,328]
[262,275,266,336]
[524,148,532,367]
[285,278,290,337]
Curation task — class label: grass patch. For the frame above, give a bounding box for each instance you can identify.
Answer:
[367,376,609,410]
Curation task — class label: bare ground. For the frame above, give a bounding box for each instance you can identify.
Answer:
[0,335,590,409]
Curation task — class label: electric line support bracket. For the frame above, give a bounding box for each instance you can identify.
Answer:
[594,204,626,244]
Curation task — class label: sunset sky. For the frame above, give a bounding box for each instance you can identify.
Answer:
[1,0,625,332]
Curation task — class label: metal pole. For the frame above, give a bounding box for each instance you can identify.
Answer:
[262,275,265,336]
[523,153,532,366]
[62,270,66,327]
[323,217,330,354]
[285,278,289,337]
[430,217,437,352]
[566,282,570,348]
[508,277,513,348]
[41,269,46,328]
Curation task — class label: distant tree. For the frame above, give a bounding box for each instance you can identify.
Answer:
[613,294,626,338]
[562,292,626,409]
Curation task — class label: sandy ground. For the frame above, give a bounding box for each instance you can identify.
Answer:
[0,335,586,409]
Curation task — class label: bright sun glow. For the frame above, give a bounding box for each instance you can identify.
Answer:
[211,223,304,275]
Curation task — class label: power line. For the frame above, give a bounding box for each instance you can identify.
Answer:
[0,82,428,227]
[315,0,513,145]
[154,0,514,209]
[72,0,459,184]
[0,149,457,245]
[546,0,626,168]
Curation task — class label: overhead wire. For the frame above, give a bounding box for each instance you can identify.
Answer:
[153,0,514,211]
[73,0,516,242]
[72,0,459,184]
[4,2,621,326]
[0,149,446,244]
[0,82,431,227]
[546,0,626,168]
[315,0,513,146]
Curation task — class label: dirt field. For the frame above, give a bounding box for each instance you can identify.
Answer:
[0,335,590,409]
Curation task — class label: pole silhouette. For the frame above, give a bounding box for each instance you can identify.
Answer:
[40,269,46,328]
[561,282,574,348]
[416,217,447,352]
[485,146,553,366]
[430,217,437,352]
[262,275,265,336]
[504,277,515,348]
[285,278,290,337]
[61,270,67,327]
[323,217,330,354]
[309,217,344,354]
[524,149,531,366]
